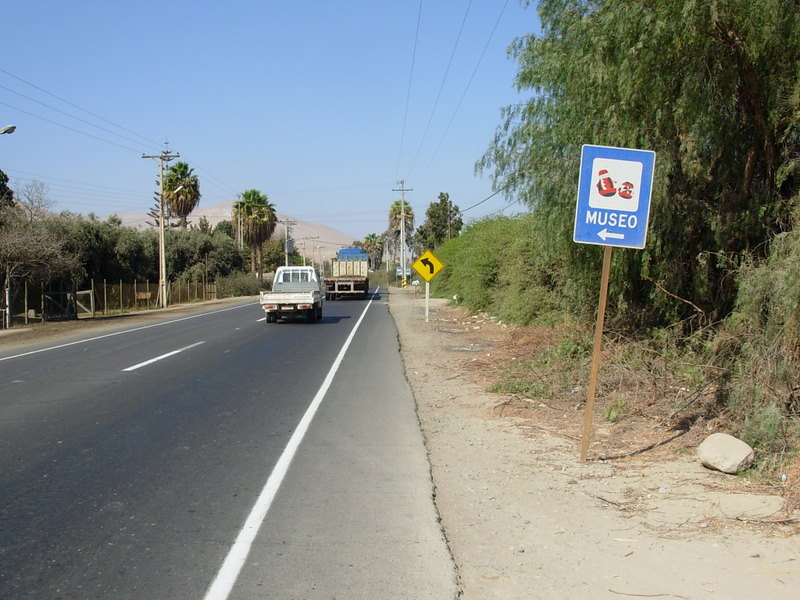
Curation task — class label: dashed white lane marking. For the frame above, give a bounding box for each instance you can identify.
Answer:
[122,341,206,372]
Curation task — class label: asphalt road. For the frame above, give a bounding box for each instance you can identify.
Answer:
[0,291,455,599]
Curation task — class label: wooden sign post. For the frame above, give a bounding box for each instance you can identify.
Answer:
[573,145,656,460]
[579,245,612,461]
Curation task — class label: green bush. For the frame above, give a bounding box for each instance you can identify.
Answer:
[709,227,800,468]
[432,215,568,325]
[427,208,800,471]
[216,272,264,298]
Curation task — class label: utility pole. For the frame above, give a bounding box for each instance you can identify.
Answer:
[236,208,244,250]
[447,197,452,239]
[393,180,413,287]
[142,148,180,308]
[301,236,318,266]
[280,219,297,266]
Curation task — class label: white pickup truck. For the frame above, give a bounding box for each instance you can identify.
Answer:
[260,266,324,323]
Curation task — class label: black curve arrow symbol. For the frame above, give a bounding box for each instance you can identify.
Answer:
[421,258,435,275]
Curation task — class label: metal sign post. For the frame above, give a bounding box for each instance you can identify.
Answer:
[425,281,430,322]
[412,250,445,323]
[574,145,656,461]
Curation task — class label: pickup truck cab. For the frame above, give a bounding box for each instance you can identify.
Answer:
[260,266,324,323]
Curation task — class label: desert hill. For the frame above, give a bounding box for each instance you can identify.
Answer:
[117,200,359,262]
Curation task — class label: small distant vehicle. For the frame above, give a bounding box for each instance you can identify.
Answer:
[324,248,370,300]
[260,266,323,323]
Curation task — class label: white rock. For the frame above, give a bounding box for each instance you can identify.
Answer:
[697,433,755,474]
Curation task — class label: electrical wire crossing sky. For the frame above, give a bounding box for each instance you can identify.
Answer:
[1,1,539,240]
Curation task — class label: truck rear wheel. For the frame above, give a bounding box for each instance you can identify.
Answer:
[306,308,316,323]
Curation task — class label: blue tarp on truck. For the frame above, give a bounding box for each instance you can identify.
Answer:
[337,248,369,261]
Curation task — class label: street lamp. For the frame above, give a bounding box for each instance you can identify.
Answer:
[0,125,16,135]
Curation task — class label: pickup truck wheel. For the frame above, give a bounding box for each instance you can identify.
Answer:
[315,306,322,321]
[306,309,316,323]
[266,313,277,323]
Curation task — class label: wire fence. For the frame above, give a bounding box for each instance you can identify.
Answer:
[1,279,218,329]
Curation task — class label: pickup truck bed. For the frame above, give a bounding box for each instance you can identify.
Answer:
[260,266,324,323]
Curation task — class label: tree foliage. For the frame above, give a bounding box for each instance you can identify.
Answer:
[164,161,201,229]
[232,189,277,278]
[0,198,77,288]
[413,192,463,254]
[0,180,79,311]
[361,232,384,269]
[479,0,800,328]
[214,219,234,238]
[0,169,13,213]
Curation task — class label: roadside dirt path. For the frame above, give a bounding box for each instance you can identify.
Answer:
[388,287,799,600]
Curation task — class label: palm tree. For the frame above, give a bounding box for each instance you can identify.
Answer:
[163,161,201,229]
[362,232,383,269]
[232,189,276,278]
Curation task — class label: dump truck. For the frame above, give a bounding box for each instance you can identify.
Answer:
[323,248,370,300]
[260,266,323,323]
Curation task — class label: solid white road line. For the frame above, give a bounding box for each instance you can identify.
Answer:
[202,294,376,600]
[122,341,206,372]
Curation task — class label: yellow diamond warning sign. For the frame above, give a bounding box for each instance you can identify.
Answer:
[412,250,444,282]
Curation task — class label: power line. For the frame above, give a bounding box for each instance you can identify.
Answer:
[5,168,146,199]
[0,99,144,153]
[0,83,160,152]
[406,0,473,176]
[460,174,518,213]
[460,188,503,213]
[178,154,241,198]
[417,0,510,182]
[0,68,161,148]
[395,0,424,178]
[481,198,522,218]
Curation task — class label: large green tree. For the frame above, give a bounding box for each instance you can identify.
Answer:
[232,189,277,277]
[479,0,800,327]
[164,161,201,229]
[0,169,13,214]
[413,192,463,254]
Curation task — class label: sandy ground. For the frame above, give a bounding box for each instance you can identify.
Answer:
[3,293,798,598]
[387,287,799,600]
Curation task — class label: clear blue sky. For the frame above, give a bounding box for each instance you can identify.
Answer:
[2,1,539,241]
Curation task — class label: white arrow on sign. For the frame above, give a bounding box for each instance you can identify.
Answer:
[598,228,624,241]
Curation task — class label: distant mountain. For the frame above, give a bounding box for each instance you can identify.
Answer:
[116,200,359,262]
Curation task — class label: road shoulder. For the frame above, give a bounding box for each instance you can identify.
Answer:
[388,287,799,600]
